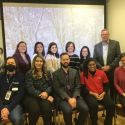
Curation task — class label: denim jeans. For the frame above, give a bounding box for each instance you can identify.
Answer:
[9,105,24,125]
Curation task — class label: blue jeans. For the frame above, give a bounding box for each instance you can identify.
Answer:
[9,105,24,125]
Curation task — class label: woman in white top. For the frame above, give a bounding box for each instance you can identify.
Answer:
[32,42,45,61]
[46,42,60,74]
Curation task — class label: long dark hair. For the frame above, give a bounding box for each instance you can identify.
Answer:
[47,42,59,58]
[83,58,96,78]
[34,42,45,56]
[80,46,90,59]
[14,41,27,55]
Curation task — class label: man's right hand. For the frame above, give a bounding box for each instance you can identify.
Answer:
[68,97,76,109]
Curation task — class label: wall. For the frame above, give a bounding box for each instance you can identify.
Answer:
[0,20,3,48]
[107,0,125,52]
[0,0,125,52]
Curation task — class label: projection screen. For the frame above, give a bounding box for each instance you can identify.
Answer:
[2,3,104,57]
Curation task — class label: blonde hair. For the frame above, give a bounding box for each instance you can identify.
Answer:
[32,54,47,79]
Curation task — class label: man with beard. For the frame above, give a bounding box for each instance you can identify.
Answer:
[53,52,88,125]
[0,57,24,125]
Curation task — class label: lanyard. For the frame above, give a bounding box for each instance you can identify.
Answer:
[6,75,15,91]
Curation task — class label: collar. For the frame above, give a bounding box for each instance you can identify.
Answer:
[102,40,109,45]
[61,67,69,75]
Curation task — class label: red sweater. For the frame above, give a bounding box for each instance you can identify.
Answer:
[114,66,125,95]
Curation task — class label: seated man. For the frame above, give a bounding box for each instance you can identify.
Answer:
[80,58,115,125]
[53,52,88,125]
[0,57,24,125]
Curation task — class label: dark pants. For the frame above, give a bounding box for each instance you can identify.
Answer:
[23,96,52,125]
[119,95,125,114]
[85,94,115,125]
[59,97,89,125]
[106,71,115,100]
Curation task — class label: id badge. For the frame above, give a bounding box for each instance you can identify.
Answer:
[5,91,12,100]
[12,87,18,91]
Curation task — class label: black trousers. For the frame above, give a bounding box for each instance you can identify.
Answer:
[119,95,125,114]
[59,97,89,125]
[85,94,115,125]
[23,96,52,125]
[106,71,115,100]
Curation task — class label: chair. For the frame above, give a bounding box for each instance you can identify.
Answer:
[97,104,116,125]
[98,104,105,117]
[114,97,125,125]
[0,120,11,125]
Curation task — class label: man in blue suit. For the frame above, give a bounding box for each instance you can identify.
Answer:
[93,29,121,99]
[53,52,88,125]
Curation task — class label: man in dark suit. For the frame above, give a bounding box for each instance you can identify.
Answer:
[53,52,88,125]
[93,29,121,99]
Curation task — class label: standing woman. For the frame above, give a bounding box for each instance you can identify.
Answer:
[65,41,80,71]
[24,55,53,125]
[114,52,125,114]
[32,42,45,61]
[80,46,91,71]
[46,42,60,74]
[13,41,31,74]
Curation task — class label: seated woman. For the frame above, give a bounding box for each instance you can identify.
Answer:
[24,54,53,125]
[80,58,115,125]
[0,57,24,125]
[114,52,125,114]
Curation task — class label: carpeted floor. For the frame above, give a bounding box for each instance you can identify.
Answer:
[4,111,125,125]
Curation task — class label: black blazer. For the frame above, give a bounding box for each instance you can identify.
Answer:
[93,39,121,70]
[53,67,80,102]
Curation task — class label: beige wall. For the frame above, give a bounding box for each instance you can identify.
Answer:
[107,0,125,52]
[0,20,3,48]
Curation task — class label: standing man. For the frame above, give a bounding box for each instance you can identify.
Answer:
[93,29,121,99]
[53,52,88,125]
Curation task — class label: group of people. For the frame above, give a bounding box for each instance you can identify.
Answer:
[0,28,125,125]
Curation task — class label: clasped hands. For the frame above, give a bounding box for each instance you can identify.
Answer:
[90,91,106,101]
[39,91,54,103]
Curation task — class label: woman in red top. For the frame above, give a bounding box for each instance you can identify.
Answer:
[80,58,115,125]
[114,52,125,114]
